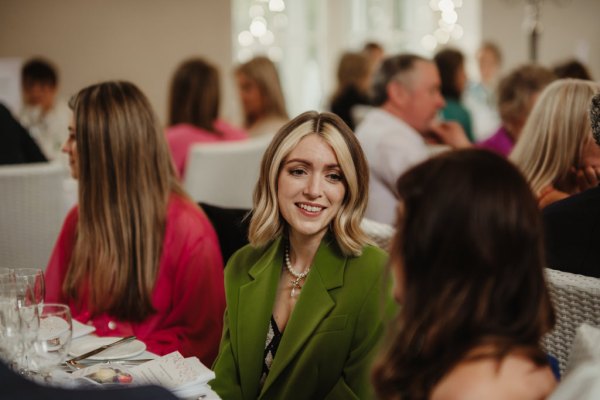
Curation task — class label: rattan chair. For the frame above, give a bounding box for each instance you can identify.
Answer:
[542,268,600,374]
[360,218,395,250]
[0,162,65,269]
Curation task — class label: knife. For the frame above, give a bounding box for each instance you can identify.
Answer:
[66,335,137,364]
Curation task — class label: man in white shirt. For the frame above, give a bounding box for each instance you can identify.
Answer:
[19,58,70,163]
[356,54,470,224]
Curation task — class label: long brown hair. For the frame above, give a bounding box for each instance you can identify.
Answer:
[65,81,185,321]
[168,57,220,133]
[372,149,555,399]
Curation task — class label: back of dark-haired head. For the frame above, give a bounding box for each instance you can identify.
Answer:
[434,48,465,99]
[168,58,220,132]
[21,58,58,88]
[371,54,429,106]
[552,59,593,81]
[372,149,554,399]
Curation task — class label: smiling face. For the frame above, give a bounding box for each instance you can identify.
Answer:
[277,134,346,244]
[62,112,78,179]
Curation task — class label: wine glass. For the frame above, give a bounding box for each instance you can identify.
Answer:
[0,280,21,366]
[14,268,45,309]
[29,303,72,380]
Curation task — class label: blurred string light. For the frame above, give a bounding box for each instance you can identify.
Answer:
[237,0,287,63]
[422,0,463,52]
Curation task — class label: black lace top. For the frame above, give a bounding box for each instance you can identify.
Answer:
[259,315,283,387]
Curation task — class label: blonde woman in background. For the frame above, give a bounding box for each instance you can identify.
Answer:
[510,79,600,208]
[235,56,289,138]
[45,81,226,366]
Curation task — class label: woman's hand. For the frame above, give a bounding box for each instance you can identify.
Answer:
[571,165,600,193]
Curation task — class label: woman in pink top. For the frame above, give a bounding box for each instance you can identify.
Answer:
[46,81,225,366]
[167,58,248,178]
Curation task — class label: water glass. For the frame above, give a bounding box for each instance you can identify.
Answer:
[0,290,21,365]
[29,303,72,377]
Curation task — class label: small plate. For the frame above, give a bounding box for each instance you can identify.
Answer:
[69,336,146,360]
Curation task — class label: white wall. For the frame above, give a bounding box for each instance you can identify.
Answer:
[481,0,600,79]
[0,0,234,124]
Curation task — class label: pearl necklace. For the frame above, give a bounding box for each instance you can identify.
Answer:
[284,243,311,298]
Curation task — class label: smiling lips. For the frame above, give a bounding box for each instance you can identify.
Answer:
[297,202,325,214]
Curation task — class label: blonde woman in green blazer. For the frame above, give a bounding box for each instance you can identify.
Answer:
[211,111,389,399]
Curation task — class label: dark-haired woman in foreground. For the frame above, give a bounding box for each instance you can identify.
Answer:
[373,149,556,399]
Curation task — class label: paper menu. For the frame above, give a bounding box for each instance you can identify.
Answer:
[129,351,215,389]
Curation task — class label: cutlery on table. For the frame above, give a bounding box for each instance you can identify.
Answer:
[65,335,137,367]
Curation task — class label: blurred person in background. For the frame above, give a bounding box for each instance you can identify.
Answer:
[167,57,248,178]
[235,56,289,138]
[464,41,503,141]
[552,59,594,81]
[477,64,556,157]
[0,102,46,165]
[543,92,600,278]
[19,58,70,162]
[356,54,470,225]
[510,79,600,209]
[434,47,474,142]
[329,51,372,131]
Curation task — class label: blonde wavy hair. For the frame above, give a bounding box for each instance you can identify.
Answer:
[248,111,372,256]
[510,79,600,196]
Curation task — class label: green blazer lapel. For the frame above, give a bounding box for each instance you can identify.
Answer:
[261,237,345,395]
[237,238,283,399]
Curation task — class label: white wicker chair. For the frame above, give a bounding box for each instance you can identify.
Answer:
[0,162,65,270]
[360,218,395,250]
[542,268,600,374]
[183,137,271,209]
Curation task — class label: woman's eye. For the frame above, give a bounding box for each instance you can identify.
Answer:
[327,172,344,182]
[289,168,306,176]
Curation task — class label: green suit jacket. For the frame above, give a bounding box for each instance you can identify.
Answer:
[210,236,389,400]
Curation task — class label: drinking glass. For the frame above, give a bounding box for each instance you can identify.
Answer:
[17,304,40,372]
[14,268,45,309]
[0,281,21,366]
[29,303,72,379]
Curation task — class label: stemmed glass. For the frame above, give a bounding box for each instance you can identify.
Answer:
[14,268,45,309]
[29,303,72,380]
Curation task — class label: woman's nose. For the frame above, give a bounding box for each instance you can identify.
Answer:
[303,175,322,198]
